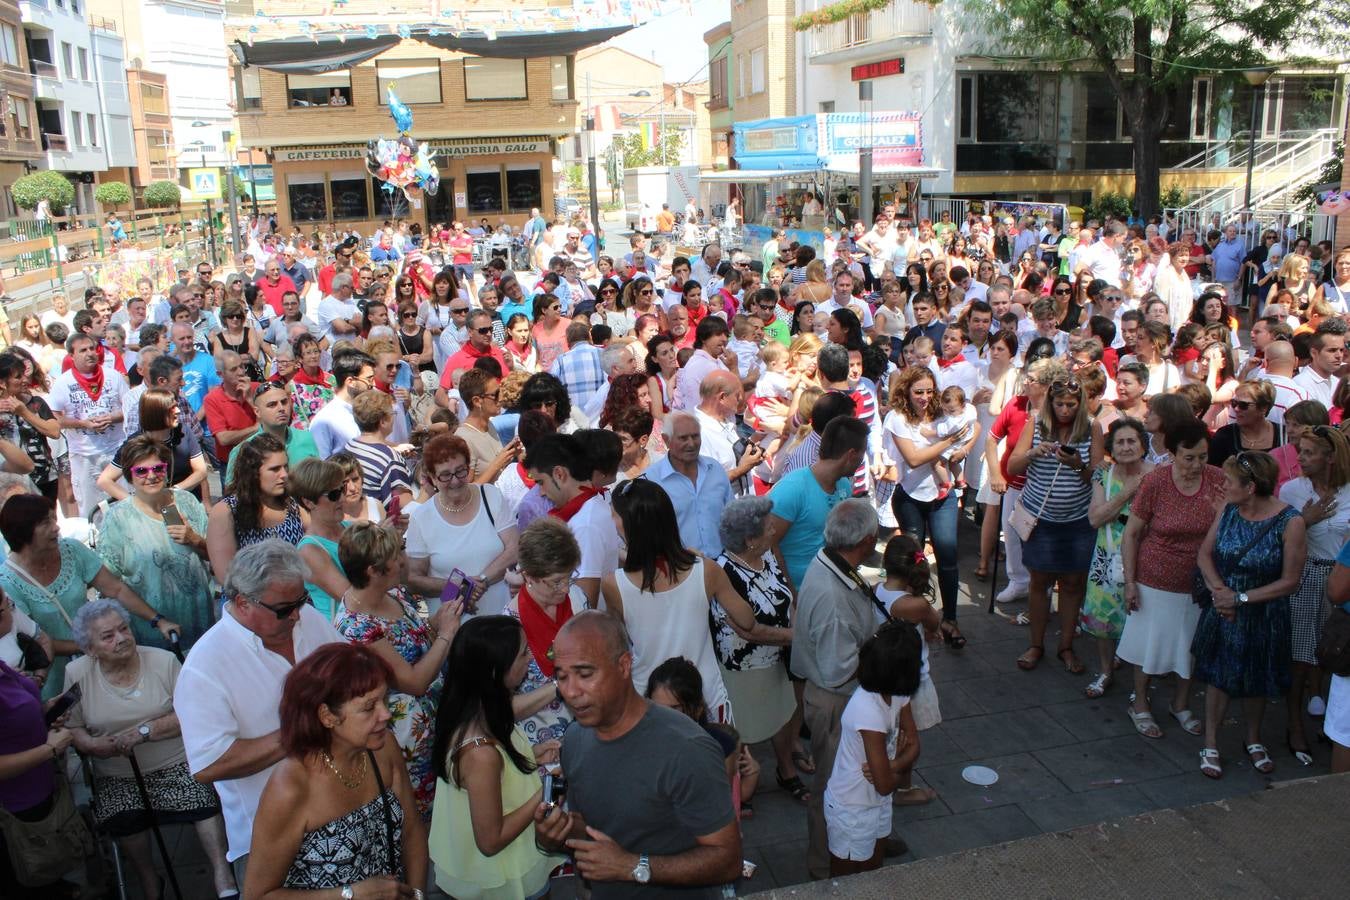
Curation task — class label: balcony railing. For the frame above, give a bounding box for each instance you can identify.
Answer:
[30,60,58,79]
[808,2,934,59]
[41,131,68,151]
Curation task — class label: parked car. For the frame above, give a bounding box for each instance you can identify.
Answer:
[555,196,583,218]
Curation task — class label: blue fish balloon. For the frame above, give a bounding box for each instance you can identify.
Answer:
[387,87,413,134]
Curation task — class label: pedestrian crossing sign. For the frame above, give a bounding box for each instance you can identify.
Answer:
[188,168,222,200]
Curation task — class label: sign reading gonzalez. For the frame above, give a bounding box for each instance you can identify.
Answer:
[820,112,923,168]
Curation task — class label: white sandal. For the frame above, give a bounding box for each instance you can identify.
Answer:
[1169,708,1202,735]
[1199,748,1222,779]
[1128,706,1162,739]
[1245,743,1275,774]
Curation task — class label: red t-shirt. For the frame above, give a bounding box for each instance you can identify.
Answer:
[988,395,1031,491]
[439,343,508,389]
[317,263,338,297]
[1102,347,1119,378]
[203,384,259,456]
[449,234,474,266]
[257,274,297,315]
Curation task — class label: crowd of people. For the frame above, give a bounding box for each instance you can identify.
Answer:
[1,201,1349,898]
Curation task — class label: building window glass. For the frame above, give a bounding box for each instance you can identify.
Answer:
[376,60,441,105]
[86,113,97,147]
[0,25,19,66]
[77,47,88,80]
[330,172,370,220]
[141,82,168,115]
[464,57,527,101]
[709,55,727,110]
[465,166,504,213]
[286,71,351,108]
[506,166,542,212]
[13,100,31,139]
[288,174,328,222]
[1280,76,1337,132]
[239,68,262,111]
[750,49,765,95]
[550,56,573,101]
[61,43,73,79]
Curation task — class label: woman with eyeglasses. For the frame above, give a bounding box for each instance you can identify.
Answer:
[336,521,460,819]
[1,494,180,701]
[1191,451,1305,778]
[1007,373,1096,673]
[97,389,209,504]
[205,432,304,584]
[503,517,582,745]
[288,333,336,431]
[530,293,570,373]
[96,435,213,649]
[289,458,357,622]
[208,299,265,382]
[406,435,518,617]
[1277,424,1350,763]
[1208,380,1280,467]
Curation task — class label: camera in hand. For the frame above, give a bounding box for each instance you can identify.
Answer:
[542,770,567,807]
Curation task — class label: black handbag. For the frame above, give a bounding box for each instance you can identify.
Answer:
[1316,607,1350,676]
[1191,515,1282,607]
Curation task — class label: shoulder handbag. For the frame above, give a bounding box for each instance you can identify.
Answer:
[1316,605,1350,676]
[367,749,400,877]
[0,765,96,886]
[1009,457,1063,543]
[1191,512,1283,607]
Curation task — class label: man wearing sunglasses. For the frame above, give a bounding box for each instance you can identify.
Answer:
[316,237,359,296]
[439,311,508,406]
[225,382,318,484]
[175,539,343,870]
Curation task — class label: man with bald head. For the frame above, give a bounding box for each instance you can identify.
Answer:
[694,369,762,496]
[1257,339,1307,426]
[533,611,742,896]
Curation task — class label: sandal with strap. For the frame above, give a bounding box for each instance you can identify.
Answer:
[1169,708,1202,735]
[1245,743,1275,774]
[1128,706,1163,739]
[940,620,967,649]
[1083,673,1112,698]
[776,768,812,803]
[1057,648,1086,675]
[1199,748,1223,779]
[791,749,815,775]
[1016,646,1044,670]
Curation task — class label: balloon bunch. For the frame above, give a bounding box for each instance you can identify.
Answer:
[364,86,439,207]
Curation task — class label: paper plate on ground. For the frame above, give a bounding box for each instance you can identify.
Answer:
[961,765,999,786]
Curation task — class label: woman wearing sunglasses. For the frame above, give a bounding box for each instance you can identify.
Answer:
[530,293,570,373]
[591,277,632,338]
[207,299,265,382]
[1007,372,1096,673]
[96,435,213,649]
[206,433,304,585]
[1208,380,1281,467]
[288,458,356,622]
[622,277,665,332]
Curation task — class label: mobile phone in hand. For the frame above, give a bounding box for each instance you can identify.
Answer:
[441,568,480,613]
[161,504,184,529]
[386,493,401,523]
[45,683,81,726]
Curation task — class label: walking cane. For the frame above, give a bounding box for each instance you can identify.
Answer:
[986,495,1004,615]
[127,750,184,900]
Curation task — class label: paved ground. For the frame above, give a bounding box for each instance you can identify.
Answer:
[85,512,1337,898]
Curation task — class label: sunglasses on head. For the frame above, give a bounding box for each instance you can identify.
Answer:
[1049,379,1081,394]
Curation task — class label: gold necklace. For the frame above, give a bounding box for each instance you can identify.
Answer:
[321,750,368,790]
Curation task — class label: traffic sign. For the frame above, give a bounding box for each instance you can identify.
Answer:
[188,167,222,201]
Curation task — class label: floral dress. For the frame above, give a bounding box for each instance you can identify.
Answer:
[336,592,441,819]
[99,490,214,649]
[1191,504,1299,698]
[1081,467,1130,640]
[288,372,336,431]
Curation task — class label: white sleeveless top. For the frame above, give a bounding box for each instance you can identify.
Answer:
[615,557,732,722]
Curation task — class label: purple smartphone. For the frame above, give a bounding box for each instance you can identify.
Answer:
[440,568,480,613]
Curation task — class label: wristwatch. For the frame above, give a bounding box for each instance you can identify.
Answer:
[632,854,651,884]
[340,887,354,900]
[138,724,152,743]
[148,613,164,629]
[1237,592,1250,605]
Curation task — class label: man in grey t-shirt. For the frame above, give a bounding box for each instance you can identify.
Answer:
[534,612,741,898]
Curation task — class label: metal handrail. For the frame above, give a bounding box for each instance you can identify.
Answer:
[1171,128,1338,217]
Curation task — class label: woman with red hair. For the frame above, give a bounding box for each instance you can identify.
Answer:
[244,642,428,896]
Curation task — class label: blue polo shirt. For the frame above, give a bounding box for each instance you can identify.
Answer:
[177,351,221,414]
[643,454,733,559]
[769,465,853,590]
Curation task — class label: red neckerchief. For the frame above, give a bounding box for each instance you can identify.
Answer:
[374,377,394,396]
[505,341,532,364]
[518,583,572,677]
[937,354,966,369]
[515,462,536,488]
[70,363,105,402]
[549,485,606,523]
[292,367,331,387]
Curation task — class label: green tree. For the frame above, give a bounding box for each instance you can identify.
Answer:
[94,181,132,208]
[143,180,182,209]
[11,171,75,213]
[615,130,686,168]
[955,0,1305,217]
[228,173,252,202]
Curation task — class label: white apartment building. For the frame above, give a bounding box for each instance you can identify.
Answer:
[20,0,135,212]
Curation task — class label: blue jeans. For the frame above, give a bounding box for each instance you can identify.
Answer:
[891,484,960,621]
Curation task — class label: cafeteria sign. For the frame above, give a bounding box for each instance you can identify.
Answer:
[274,137,552,163]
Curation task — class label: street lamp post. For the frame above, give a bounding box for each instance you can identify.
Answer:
[1241,66,1276,219]
[222,129,241,260]
[859,80,874,229]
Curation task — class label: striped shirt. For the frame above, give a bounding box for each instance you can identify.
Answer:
[1017,430,1093,523]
